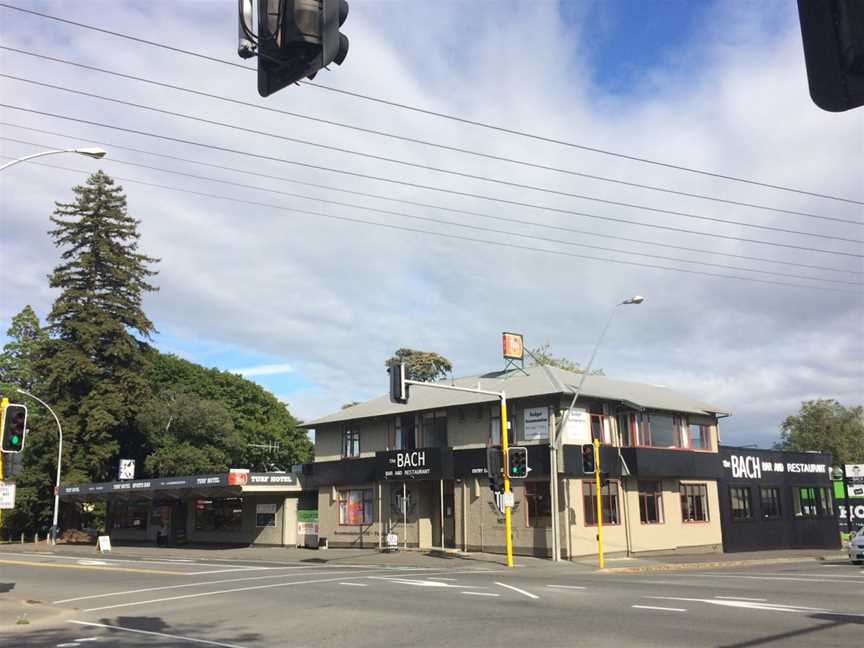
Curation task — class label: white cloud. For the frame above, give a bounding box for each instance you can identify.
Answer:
[1,2,861,448]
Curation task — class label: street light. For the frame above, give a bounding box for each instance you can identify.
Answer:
[16,389,64,545]
[548,295,644,564]
[0,147,107,172]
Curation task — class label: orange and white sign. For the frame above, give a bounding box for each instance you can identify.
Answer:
[502,332,524,360]
[228,468,250,486]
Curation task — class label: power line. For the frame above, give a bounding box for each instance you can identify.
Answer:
[2,45,859,228]
[4,155,859,295]
[7,74,858,246]
[4,135,857,288]
[1,2,861,207]
[3,103,862,260]
[4,120,858,277]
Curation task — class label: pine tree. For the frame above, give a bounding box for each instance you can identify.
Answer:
[0,305,48,393]
[42,171,159,483]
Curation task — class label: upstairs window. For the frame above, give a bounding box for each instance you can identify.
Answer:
[421,411,448,448]
[394,415,416,451]
[342,428,360,458]
[649,413,681,448]
[688,424,712,450]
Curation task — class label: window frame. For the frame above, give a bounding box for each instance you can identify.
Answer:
[525,481,552,528]
[680,483,710,523]
[638,480,665,524]
[729,486,753,522]
[342,427,360,458]
[338,488,374,526]
[793,486,832,518]
[582,480,621,526]
[194,497,244,532]
[112,501,149,530]
[759,487,782,519]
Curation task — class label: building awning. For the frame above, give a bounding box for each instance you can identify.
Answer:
[59,471,302,502]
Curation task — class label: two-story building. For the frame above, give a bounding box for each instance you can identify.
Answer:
[302,367,731,559]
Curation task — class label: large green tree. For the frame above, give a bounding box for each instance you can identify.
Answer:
[385,348,453,382]
[0,305,48,393]
[775,399,864,464]
[41,170,159,483]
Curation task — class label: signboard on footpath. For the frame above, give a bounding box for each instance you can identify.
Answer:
[0,482,15,509]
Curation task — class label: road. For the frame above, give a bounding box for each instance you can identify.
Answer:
[1,548,861,647]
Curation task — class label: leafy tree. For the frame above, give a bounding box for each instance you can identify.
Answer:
[146,353,312,471]
[385,348,453,382]
[40,171,159,483]
[138,392,243,476]
[775,399,864,464]
[0,305,48,392]
[527,343,604,375]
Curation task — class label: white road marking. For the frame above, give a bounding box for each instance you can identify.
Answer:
[428,577,457,581]
[462,591,499,597]
[495,582,539,600]
[68,620,244,647]
[57,643,81,647]
[77,560,108,566]
[647,596,829,614]
[546,585,586,590]
[665,573,860,584]
[339,582,368,587]
[631,605,687,612]
[372,577,472,588]
[53,569,362,604]
[715,596,766,601]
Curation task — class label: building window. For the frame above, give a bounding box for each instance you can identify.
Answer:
[617,412,649,446]
[729,487,753,521]
[525,482,552,528]
[638,481,664,524]
[793,486,832,518]
[680,483,710,522]
[688,424,711,449]
[255,504,278,527]
[421,411,448,447]
[112,501,149,529]
[648,413,681,448]
[489,408,514,446]
[583,480,620,525]
[590,412,614,445]
[343,428,360,458]
[195,497,244,531]
[338,489,373,525]
[760,487,781,519]
[394,415,416,450]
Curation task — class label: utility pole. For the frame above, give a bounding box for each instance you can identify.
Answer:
[0,397,6,533]
[593,438,605,569]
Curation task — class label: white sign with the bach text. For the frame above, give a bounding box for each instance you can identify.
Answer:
[722,454,827,480]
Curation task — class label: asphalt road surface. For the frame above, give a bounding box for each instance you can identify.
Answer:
[1,548,862,647]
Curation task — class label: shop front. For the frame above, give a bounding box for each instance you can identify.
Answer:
[59,471,306,547]
[717,446,840,552]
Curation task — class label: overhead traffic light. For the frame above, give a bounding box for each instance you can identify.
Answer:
[247,0,351,97]
[388,361,409,404]
[797,0,864,112]
[581,443,595,474]
[1,403,28,454]
[506,447,528,479]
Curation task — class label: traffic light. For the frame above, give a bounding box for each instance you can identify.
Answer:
[388,362,409,404]
[581,443,595,474]
[797,0,864,112]
[1,403,27,453]
[506,446,528,479]
[252,0,350,97]
[488,475,504,494]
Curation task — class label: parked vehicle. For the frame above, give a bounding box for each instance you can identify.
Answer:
[849,527,864,564]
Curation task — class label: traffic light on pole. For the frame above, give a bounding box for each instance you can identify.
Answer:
[581,443,595,474]
[388,362,409,404]
[1,403,28,453]
[506,446,528,479]
[254,0,350,97]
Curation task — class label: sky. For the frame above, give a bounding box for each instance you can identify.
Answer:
[0,1,861,449]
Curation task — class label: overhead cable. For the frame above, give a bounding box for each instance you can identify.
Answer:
[1,2,861,206]
[1,46,859,228]
[5,155,860,295]
[3,121,858,277]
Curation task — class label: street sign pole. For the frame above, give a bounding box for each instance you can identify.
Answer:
[0,397,7,532]
[500,393,514,568]
[594,438,605,569]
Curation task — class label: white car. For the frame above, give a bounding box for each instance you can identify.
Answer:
[849,528,864,564]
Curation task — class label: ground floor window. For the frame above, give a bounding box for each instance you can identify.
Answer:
[525,481,551,528]
[793,486,832,518]
[729,486,753,521]
[112,501,149,529]
[195,497,244,531]
[638,481,664,524]
[583,480,620,525]
[339,488,373,525]
[680,483,710,522]
[760,487,781,519]
[256,503,278,527]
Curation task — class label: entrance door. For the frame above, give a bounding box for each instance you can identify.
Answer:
[171,501,188,545]
[443,484,456,549]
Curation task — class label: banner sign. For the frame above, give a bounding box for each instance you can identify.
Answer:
[523,406,549,441]
[846,463,864,484]
[118,459,135,480]
[375,447,453,481]
[246,473,297,486]
[563,408,590,444]
[719,448,831,482]
[502,332,524,360]
[61,471,299,497]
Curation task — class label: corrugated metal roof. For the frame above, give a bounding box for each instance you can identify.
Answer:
[303,366,730,427]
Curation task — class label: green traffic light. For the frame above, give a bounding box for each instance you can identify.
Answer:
[11,435,20,444]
